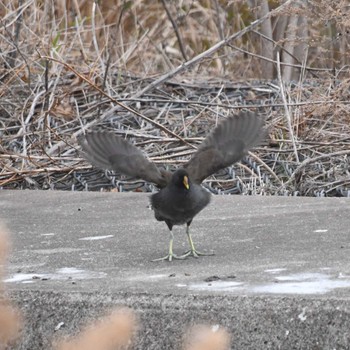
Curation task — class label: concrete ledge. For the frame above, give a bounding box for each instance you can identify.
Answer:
[8,290,350,349]
[1,191,350,349]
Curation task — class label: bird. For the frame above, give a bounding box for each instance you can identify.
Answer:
[79,111,264,261]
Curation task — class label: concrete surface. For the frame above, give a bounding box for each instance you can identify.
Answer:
[1,190,350,349]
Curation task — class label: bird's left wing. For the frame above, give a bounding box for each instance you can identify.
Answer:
[184,111,264,184]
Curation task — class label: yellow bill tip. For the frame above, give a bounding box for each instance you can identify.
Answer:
[183,175,190,190]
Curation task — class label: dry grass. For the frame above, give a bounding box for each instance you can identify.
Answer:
[184,325,230,350]
[0,303,22,345]
[0,1,349,196]
[0,224,22,347]
[54,308,136,350]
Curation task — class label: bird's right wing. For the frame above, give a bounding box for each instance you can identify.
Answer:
[79,131,170,187]
[184,111,264,184]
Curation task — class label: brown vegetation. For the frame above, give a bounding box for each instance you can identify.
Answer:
[54,308,137,350]
[0,1,349,196]
[0,224,22,347]
[184,325,230,350]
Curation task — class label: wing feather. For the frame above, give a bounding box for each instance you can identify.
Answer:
[79,131,170,187]
[184,111,264,184]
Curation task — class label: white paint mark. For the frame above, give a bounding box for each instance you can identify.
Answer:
[57,267,84,274]
[275,273,327,282]
[41,233,55,236]
[189,281,244,292]
[182,272,350,296]
[79,235,114,241]
[252,277,350,294]
[313,229,328,233]
[54,268,107,280]
[149,274,167,279]
[265,268,287,274]
[4,268,106,283]
[176,284,187,287]
[211,325,220,332]
[54,322,65,331]
[4,273,45,283]
[298,307,307,322]
[128,274,168,281]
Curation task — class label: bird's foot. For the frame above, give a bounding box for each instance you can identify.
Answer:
[179,249,215,259]
[151,253,186,262]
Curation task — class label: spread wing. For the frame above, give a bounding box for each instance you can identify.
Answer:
[79,131,170,188]
[184,111,264,184]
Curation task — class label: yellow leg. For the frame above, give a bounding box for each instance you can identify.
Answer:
[152,230,185,262]
[180,225,214,258]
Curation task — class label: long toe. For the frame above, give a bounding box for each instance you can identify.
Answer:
[151,253,186,262]
[179,249,215,259]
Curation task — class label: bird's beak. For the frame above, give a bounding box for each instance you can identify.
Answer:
[183,175,190,190]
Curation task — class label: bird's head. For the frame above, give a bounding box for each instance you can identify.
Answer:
[171,169,190,190]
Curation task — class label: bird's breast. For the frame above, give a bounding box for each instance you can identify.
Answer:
[150,186,211,225]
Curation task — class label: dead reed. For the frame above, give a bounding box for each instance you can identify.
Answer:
[0,224,22,347]
[0,1,349,197]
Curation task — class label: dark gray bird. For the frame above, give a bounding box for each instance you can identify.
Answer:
[79,111,264,261]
